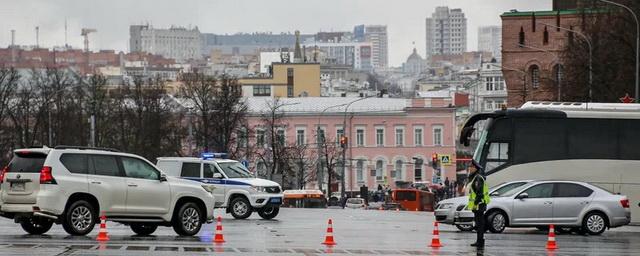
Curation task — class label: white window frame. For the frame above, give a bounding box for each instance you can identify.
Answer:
[375,126,385,147]
[316,126,327,145]
[336,125,344,145]
[414,126,424,147]
[296,127,306,146]
[432,125,444,146]
[276,128,286,146]
[375,159,384,180]
[355,126,365,147]
[256,128,266,148]
[395,126,404,147]
[356,159,365,182]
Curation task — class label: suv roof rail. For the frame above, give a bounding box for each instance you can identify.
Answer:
[54,145,121,152]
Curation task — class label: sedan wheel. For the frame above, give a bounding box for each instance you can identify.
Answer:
[487,211,506,233]
[582,212,607,235]
[455,224,475,232]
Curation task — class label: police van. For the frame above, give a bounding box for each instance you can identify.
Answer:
[156,153,283,220]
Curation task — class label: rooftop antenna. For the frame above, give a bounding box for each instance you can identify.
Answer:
[35,26,39,48]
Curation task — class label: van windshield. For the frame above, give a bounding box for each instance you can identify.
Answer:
[218,162,252,178]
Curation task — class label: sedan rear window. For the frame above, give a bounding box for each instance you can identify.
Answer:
[8,152,46,173]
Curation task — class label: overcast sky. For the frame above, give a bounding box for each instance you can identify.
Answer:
[1,0,551,66]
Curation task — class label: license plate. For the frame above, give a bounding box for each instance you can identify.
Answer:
[11,182,25,191]
[269,198,281,204]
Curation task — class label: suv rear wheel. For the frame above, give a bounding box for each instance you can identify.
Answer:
[62,200,97,236]
[257,205,279,220]
[20,217,54,235]
[230,197,252,219]
[172,202,203,236]
[130,223,158,236]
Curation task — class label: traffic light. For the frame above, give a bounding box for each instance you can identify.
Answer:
[340,136,348,148]
[431,153,439,169]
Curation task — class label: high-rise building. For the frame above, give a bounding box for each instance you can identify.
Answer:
[201,32,315,56]
[425,7,467,60]
[129,25,202,62]
[478,26,502,60]
[354,25,388,69]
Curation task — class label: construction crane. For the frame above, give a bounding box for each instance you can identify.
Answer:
[81,28,97,52]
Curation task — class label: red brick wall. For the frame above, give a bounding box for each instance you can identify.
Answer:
[501,12,582,107]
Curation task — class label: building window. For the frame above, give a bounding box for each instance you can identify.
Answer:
[485,77,494,91]
[530,65,540,89]
[414,127,423,146]
[253,85,271,96]
[518,27,525,46]
[375,160,384,180]
[336,128,344,145]
[296,129,305,146]
[543,26,549,45]
[376,128,384,147]
[495,77,505,91]
[395,127,404,147]
[433,125,443,146]
[356,160,364,182]
[316,128,325,144]
[414,158,423,181]
[395,160,403,180]
[276,129,286,146]
[356,128,365,147]
[287,85,294,98]
[238,127,248,148]
[256,129,265,147]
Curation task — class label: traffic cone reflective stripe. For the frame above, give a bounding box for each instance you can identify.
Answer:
[546,224,558,250]
[322,219,337,246]
[213,216,225,244]
[96,214,110,242]
[429,221,442,247]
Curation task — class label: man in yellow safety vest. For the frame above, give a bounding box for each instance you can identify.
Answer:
[467,160,490,248]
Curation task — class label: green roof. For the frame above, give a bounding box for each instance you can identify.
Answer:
[501,9,605,17]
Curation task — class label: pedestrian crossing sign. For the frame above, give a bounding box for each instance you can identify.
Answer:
[440,154,452,166]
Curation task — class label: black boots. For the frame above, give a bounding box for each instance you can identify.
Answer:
[470,241,485,247]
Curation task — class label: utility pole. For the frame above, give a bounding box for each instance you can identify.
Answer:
[341,97,369,208]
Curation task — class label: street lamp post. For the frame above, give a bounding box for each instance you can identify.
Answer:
[266,101,299,182]
[316,103,347,193]
[599,0,639,102]
[538,22,592,101]
[341,97,370,208]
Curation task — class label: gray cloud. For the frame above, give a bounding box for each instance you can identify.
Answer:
[1,0,551,66]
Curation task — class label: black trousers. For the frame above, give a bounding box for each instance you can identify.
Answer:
[473,204,487,244]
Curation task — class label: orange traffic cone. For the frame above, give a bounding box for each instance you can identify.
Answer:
[546,224,558,250]
[321,219,337,246]
[96,214,109,242]
[213,216,225,244]
[429,221,442,248]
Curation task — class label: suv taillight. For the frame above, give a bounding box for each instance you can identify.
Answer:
[0,166,7,184]
[39,166,56,184]
[621,199,630,208]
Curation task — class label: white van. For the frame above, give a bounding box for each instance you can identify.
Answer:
[156,156,283,220]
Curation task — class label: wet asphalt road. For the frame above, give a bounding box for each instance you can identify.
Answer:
[0,208,638,255]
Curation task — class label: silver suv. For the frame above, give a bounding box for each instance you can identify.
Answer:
[0,146,215,236]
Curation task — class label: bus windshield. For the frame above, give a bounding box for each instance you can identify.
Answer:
[472,119,492,163]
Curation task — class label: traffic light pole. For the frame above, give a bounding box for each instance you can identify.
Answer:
[341,97,369,208]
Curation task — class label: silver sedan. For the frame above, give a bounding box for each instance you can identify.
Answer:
[435,180,531,231]
[454,180,631,235]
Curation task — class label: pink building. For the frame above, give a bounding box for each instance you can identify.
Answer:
[243,97,457,192]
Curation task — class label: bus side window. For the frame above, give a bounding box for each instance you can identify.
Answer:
[486,142,509,171]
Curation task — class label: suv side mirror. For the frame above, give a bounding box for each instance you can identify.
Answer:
[516,193,528,200]
[159,174,168,182]
[213,173,223,179]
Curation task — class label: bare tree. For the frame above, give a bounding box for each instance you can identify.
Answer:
[0,68,19,163]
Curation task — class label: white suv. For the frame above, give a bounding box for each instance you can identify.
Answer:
[0,146,215,236]
[157,157,283,220]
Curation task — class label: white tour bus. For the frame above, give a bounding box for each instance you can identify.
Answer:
[460,101,640,223]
